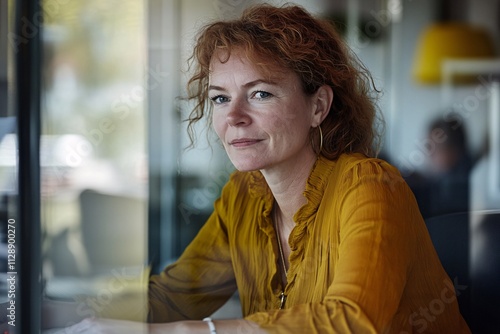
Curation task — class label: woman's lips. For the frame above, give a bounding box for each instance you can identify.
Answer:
[229,138,263,147]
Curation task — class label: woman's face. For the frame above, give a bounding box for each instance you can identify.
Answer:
[209,50,323,172]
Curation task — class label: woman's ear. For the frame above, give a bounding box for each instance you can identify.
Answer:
[312,85,333,127]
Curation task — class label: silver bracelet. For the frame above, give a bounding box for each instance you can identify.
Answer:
[203,317,217,334]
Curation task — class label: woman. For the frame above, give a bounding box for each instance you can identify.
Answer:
[64,4,470,333]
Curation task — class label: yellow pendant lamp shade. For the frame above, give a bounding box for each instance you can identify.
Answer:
[412,23,496,83]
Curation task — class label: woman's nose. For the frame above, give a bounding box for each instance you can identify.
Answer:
[226,100,251,127]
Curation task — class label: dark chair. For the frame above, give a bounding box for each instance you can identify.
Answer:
[470,210,500,334]
[79,189,147,274]
[425,212,471,325]
[426,210,500,333]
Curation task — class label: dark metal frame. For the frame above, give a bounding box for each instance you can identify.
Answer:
[16,0,42,332]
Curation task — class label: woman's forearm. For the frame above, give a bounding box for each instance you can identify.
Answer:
[53,317,265,333]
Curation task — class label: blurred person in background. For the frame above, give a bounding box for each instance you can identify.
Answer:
[409,117,473,218]
[427,118,473,216]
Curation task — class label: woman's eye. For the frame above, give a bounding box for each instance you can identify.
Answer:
[253,91,272,100]
[210,95,229,104]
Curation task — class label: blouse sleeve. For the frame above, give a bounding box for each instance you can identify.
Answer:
[245,160,419,333]
[148,187,237,323]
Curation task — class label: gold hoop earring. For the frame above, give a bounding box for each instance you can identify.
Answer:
[318,125,323,155]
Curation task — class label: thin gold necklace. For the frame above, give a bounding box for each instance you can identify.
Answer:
[273,206,288,309]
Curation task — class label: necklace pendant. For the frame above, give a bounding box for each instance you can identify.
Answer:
[279,291,287,309]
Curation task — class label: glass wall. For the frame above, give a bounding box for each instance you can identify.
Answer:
[0,0,498,331]
[40,0,148,322]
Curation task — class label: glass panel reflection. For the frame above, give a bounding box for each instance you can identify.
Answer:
[40,0,148,322]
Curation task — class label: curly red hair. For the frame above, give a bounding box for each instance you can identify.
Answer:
[186,4,381,160]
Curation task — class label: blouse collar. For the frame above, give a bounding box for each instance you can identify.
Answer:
[248,155,337,292]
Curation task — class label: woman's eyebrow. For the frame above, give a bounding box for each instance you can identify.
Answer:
[208,84,225,92]
[242,79,277,88]
[208,79,278,92]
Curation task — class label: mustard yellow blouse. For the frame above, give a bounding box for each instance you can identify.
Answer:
[148,153,471,333]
